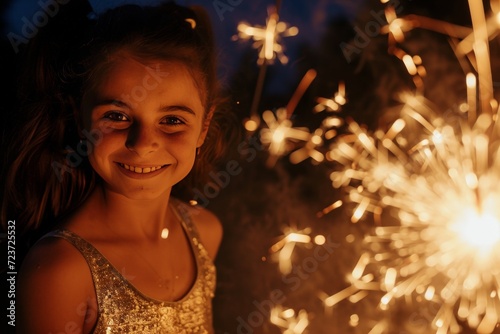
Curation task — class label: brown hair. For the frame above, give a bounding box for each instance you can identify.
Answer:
[2,1,231,242]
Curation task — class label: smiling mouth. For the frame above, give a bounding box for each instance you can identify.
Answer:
[118,163,168,174]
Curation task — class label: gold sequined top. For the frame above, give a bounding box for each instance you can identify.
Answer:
[45,203,216,333]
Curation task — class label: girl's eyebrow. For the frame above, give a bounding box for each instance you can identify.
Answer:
[93,99,130,109]
[159,105,196,116]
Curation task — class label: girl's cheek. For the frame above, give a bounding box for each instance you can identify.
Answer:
[89,131,125,155]
[168,135,200,153]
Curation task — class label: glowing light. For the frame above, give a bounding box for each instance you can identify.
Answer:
[259,70,318,167]
[319,7,500,331]
[239,0,500,332]
[466,72,477,122]
[381,5,414,44]
[270,306,309,334]
[236,6,298,65]
[314,82,347,113]
[326,105,500,332]
[451,208,500,253]
[244,118,259,132]
[270,228,312,275]
[260,108,311,167]
[289,129,325,164]
[349,314,360,327]
[288,82,346,165]
[160,228,169,239]
[314,235,326,245]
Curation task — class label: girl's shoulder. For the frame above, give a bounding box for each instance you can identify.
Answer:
[17,233,96,331]
[173,199,223,260]
[19,232,94,292]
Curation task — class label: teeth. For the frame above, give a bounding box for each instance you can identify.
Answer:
[121,163,163,174]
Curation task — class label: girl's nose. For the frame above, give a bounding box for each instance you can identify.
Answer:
[125,123,159,156]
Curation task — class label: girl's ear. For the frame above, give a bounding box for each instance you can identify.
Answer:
[197,106,214,147]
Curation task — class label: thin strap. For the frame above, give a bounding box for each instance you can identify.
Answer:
[170,199,201,240]
[40,229,110,318]
[40,229,98,254]
[169,199,213,267]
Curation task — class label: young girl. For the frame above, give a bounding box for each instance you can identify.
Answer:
[2,1,230,333]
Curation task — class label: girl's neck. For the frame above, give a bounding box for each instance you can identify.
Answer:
[84,184,175,242]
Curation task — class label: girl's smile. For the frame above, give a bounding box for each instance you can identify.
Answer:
[117,162,168,174]
[116,162,170,179]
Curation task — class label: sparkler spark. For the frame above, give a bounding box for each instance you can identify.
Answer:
[318,1,500,331]
[314,82,347,113]
[287,81,347,165]
[325,100,500,332]
[319,0,500,331]
[238,0,500,332]
[270,306,309,334]
[270,227,312,275]
[259,70,317,167]
[236,6,298,65]
[260,108,311,167]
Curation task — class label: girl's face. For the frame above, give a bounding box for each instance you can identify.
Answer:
[82,56,209,200]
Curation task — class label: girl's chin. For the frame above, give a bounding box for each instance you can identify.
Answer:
[99,182,175,201]
[114,188,172,201]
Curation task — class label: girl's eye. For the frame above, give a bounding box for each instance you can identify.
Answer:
[103,112,129,122]
[161,116,185,126]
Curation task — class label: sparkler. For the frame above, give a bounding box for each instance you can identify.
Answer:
[325,104,500,333]
[236,0,500,333]
[235,4,299,132]
[319,1,500,332]
[269,227,312,275]
[314,82,347,113]
[236,6,298,65]
[262,76,347,166]
[259,108,311,167]
[259,70,317,167]
[287,82,347,164]
[270,306,309,334]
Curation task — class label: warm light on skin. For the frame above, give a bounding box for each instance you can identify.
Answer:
[83,57,208,201]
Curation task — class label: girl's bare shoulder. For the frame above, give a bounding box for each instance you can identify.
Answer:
[17,234,96,332]
[19,234,93,292]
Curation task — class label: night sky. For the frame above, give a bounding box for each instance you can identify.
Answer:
[2,0,368,95]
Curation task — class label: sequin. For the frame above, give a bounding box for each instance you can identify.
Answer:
[46,201,216,333]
